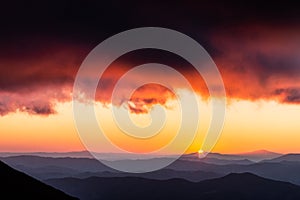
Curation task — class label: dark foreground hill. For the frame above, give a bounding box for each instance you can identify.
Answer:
[0,161,77,200]
[47,172,300,200]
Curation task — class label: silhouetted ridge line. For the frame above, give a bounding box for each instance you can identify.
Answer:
[0,161,77,199]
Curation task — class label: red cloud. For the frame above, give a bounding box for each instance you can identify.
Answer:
[211,24,300,103]
[127,84,176,114]
[1,24,300,116]
[0,40,86,116]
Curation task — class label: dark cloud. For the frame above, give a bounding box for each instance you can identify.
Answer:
[1,0,299,44]
[0,95,56,116]
[209,24,300,102]
[0,0,299,115]
[0,41,86,116]
[274,88,300,103]
[0,84,71,116]
[22,102,56,115]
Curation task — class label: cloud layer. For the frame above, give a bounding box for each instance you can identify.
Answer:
[0,1,299,116]
[211,24,300,103]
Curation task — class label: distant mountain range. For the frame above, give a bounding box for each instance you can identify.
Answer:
[183,150,282,162]
[2,151,300,200]
[46,173,300,200]
[0,155,116,173]
[73,169,223,182]
[168,158,300,185]
[0,151,94,159]
[0,149,283,161]
[2,153,300,185]
[180,153,255,165]
[0,161,77,199]
[237,150,283,161]
[0,155,223,181]
[264,154,300,163]
[0,151,173,160]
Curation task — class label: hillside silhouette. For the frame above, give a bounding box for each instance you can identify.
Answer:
[0,161,77,199]
[47,172,300,200]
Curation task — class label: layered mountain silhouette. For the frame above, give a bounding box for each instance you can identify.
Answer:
[2,152,300,199]
[181,153,254,165]
[1,155,115,172]
[182,150,282,162]
[67,169,222,182]
[0,156,223,181]
[237,150,282,161]
[0,149,282,161]
[2,154,300,185]
[47,173,300,200]
[0,161,77,199]
[265,154,300,163]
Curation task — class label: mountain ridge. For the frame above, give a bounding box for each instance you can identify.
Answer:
[264,154,300,163]
[47,172,300,200]
[0,161,77,199]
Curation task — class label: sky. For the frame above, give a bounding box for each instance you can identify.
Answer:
[0,0,299,154]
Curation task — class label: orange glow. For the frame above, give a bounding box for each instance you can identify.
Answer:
[0,96,300,154]
[0,103,84,152]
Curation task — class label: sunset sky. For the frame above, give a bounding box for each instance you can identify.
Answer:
[0,1,299,154]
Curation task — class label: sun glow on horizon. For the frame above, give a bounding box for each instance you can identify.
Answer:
[198,149,204,154]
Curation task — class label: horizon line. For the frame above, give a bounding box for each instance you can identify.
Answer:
[0,149,299,155]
